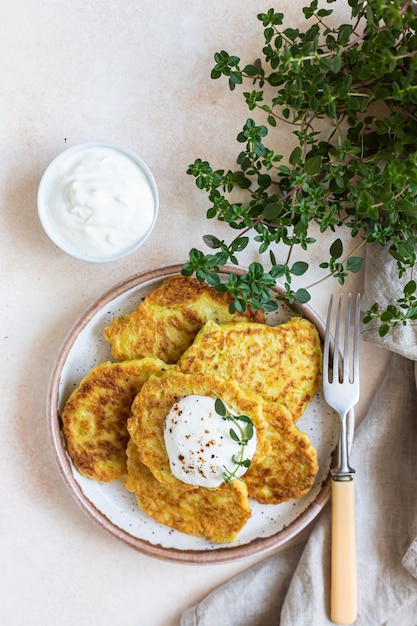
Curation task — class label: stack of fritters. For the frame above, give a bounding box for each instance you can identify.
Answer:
[127,370,319,506]
[61,275,322,543]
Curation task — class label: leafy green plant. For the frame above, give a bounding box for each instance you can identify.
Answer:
[182,0,417,335]
[214,397,254,484]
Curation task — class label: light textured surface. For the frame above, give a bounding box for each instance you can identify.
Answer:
[1,2,390,625]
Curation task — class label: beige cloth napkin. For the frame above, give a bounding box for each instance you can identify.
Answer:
[181,244,417,626]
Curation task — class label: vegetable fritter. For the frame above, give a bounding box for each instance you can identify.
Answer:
[61,357,174,482]
[128,370,271,492]
[103,275,265,364]
[124,439,251,543]
[243,400,319,504]
[178,318,322,421]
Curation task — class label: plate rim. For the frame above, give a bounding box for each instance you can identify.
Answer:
[47,263,337,564]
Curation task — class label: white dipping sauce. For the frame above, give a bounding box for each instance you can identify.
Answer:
[45,146,156,259]
[164,395,257,488]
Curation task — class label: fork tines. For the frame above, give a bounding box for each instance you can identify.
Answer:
[324,293,360,387]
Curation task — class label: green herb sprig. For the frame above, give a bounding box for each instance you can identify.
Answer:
[214,397,254,484]
[182,0,417,336]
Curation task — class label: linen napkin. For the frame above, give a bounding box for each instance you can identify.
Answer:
[181,243,417,626]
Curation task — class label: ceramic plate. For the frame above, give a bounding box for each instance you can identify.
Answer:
[48,264,343,564]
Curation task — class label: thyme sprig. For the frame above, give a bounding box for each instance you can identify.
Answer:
[182,0,417,336]
[214,397,254,484]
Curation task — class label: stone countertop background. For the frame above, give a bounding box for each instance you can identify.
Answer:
[1,1,389,624]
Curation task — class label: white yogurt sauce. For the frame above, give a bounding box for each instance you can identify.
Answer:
[46,146,156,259]
[164,395,257,488]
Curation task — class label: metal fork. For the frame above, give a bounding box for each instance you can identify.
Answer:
[323,293,360,625]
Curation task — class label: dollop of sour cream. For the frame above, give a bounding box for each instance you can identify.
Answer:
[46,146,156,259]
[163,395,257,488]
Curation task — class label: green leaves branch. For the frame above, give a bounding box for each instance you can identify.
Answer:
[214,397,255,484]
[183,0,417,335]
[363,279,417,337]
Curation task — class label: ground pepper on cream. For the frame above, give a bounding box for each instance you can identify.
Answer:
[163,395,257,488]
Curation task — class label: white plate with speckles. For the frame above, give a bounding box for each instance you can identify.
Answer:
[48,264,347,564]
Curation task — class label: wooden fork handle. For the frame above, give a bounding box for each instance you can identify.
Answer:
[331,478,357,624]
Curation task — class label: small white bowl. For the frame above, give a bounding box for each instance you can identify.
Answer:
[37,141,159,262]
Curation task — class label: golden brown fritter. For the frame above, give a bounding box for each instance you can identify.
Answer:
[61,357,174,482]
[103,275,266,364]
[243,400,319,504]
[127,370,271,491]
[124,439,251,543]
[178,318,322,421]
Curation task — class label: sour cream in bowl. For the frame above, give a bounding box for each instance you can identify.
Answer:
[37,141,159,262]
